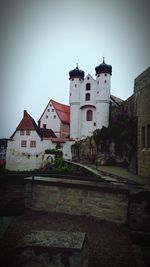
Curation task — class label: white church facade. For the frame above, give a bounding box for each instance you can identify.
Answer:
[69,59,112,139]
[6,59,123,171]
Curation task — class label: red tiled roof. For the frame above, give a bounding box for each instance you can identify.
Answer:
[51,100,70,124]
[16,110,39,131]
[39,128,57,138]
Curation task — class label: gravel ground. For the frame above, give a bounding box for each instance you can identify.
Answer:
[0,210,136,267]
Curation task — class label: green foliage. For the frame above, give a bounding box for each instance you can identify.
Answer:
[93,115,137,157]
[45,148,63,157]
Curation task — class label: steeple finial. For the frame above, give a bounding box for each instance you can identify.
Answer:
[76,62,78,69]
[103,57,105,64]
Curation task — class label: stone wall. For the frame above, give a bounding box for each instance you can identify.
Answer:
[25,177,129,225]
[134,67,150,177]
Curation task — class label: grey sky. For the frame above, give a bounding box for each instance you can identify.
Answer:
[0,0,150,138]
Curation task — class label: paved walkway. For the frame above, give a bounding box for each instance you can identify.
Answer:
[68,161,150,190]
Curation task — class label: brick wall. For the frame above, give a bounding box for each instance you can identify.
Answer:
[134,67,150,177]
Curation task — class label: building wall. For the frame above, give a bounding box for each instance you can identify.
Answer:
[39,101,61,137]
[134,67,150,177]
[69,72,111,139]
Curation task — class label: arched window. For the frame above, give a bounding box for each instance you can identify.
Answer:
[86,110,93,121]
[86,83,91,90]
[85,93,90,101]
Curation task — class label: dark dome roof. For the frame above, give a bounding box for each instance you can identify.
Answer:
[95,58,112,75]
[69,64,84,80]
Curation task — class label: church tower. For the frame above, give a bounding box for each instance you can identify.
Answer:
[95,58,112,129]
[69,64,84,139]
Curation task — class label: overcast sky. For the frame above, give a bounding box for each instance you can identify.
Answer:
[0,0,150,138]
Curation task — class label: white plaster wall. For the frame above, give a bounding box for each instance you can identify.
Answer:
[62,141,75,160]
[80,107,96,138]
[80,75,96,106]
[40,101,61,137]
[69,78,82,139]
[6,130,56,171]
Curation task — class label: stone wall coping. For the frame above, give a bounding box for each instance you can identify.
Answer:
[17,230,86,251]
[25,176,129,195]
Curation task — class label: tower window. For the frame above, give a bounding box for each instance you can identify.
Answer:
[46,115,48,119]
[86,110,93,121]
[87,77,90,80]
[75,84,77,87]
[86,83,91,90]
[85,93,90,101]
[72,78,74,81]
[104,80,107,83]
[105,73,107,76]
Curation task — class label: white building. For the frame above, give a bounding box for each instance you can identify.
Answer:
[38,99,70,138]
[6,110,74,171]
[69,59,112,139]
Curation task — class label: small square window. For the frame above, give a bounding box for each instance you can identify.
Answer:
[46,115,48,119]
[52,109,54,112]
[72,78,74,81]
[97,91,99,94]
[105,73,107,76]
[26,130,30,135]
[21,140,27,147]
[104,80,107,83]
[30,141,36,148]
[20,130,24,135]
[54,115,56,119]
[75,84,77,87]
[50,104,52,107]
[87,77,90,80]
[47,109,50,112]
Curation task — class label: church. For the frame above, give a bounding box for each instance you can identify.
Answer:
[6,59,123,171]
[69,58,112,139]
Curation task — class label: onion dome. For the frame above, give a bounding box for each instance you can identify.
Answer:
[69,63,84,80]
[95,58,112,75]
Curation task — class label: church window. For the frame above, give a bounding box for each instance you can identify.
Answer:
[75,84,77,87]
[21,140,27,147]
[86,83,91,90]
[30,141,36,148]
[86,110,93,121]
[147,124,150,148]
[26,130,30,135]
[20,130,24,135]
[97,91,99,94]
[104,80,107,83]
[142,126,145,148]
[46,115,48,119]
[85,93,90,101]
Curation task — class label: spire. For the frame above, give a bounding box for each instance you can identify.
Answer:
[103,57,105,64]
[76,62,78,69]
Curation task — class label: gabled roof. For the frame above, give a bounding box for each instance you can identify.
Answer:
[11,110,56,139]
[51,100,70,124]
[39,99,70,124]
[17,110,40,131]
